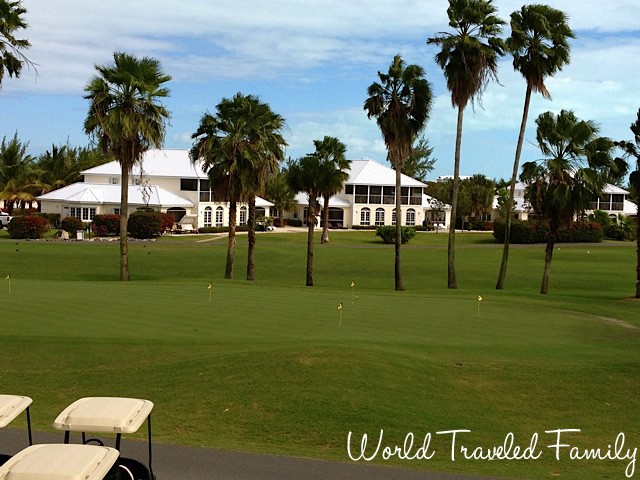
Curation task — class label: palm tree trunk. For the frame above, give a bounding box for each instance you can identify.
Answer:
[225,200,237,279]
[497,84,533,290]
[306,196,316,286]
[394,166,405,291]
[119,168,130,281]
[321,194,330,244]
[448,106,464,289]
[541,233,555,295]
[247,196,256,281]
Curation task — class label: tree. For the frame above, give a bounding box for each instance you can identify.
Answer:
[392,135,436,182]
[521,110,619,294]
[496,4,574,290]
[266,168,297,225]
[465,174,495,226]
[286,154,325,286]
[615,108,640,298]
[427,0,505,289]
[0,132,36,212]
[0,0,32,86]
[364,54,433,291]
[240,95,286,282]
[84,52,171,281]
[312,136,350,244]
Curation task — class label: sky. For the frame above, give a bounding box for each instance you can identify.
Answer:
[1,0,639,181]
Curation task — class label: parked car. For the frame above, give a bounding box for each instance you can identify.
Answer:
[0,212,12,229]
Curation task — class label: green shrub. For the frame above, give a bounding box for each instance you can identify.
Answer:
[35,213,61,228]
[284,219,303,227]
[493,220,603,244]
[375,225,416,244]
[127,211,163,239]
[7,215,49,239]
[91,214,120,236]
[61,216,84,233]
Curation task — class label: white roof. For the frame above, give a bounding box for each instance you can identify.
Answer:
[294,192,351,208]
[347,160,426,187]
[82,149,207,178]
[0,395,32,428]
[37,183,194,208]
[624,199,637,216]
[53,397,153,434]
[0,444,119,480]
[423,194,451,210]
[602,184,629,195]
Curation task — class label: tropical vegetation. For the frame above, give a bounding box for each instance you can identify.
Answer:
[496,4,574,290]
[364,54,433,291]
[0,0,32,86]
[84,52,171,281]
[520,110,621,294]
[427,0,505,289]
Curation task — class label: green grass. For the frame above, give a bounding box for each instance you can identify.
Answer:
[1,230,639,479]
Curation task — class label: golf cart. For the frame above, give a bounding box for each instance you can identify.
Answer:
[0,395,33,466]
[53,397,155,480]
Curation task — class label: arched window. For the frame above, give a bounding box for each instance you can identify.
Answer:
[239,206,247,226]
[375,208,385,226]
[215,206,224,227]
[204,207,212,227]
[406,208,415,226]
[360,207,370,226]
[391,209,396,226]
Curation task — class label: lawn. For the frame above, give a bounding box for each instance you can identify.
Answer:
[1,229,638,479]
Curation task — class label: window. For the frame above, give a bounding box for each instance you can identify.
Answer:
[375,208,385,226]
[199,180,212,202]
[400,187,409,205]
[204,207,212,227]
[355,185,368,204]
[360,207,370,226]
[110,177,119,185]
[131,177,142,186]
[392,209,396,226]
[215,207,224,227]
[406,208,415,226]
[113,208,120,215]
[383,186,395,204]
[180,179,198,191]
[410,187,422,205]
[369,186,382,204]
[239,206,247,226]
[69,207,96,222]
[345,184,354,195]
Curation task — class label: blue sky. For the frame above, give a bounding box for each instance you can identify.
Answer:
[1,1,639,181]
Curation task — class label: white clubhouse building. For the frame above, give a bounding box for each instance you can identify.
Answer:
[37,149,451,230]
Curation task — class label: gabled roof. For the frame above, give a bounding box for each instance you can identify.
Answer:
[37,183,194,208]
[602,184,629,195]
[624,199,637,216]
[423,194,451,210]
[82,149,207,179]
[346,160,426,187]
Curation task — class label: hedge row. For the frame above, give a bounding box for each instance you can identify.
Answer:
[493,220,604,244]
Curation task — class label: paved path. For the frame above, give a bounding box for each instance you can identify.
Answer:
[0,429,503,480]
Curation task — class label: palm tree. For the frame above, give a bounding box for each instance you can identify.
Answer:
[84,52,171,281]
[286,154,325,286]
[0,0,32,86]
[427,0,505,289]
[241,96,287,282]
[521,110,618,294]
[266,168,297,226]
[312,136,350,244]
[496,4,574,290]
[364,54,433,291]
[465,174,495,226]
[615,108,640,298]
[0,133,37,212]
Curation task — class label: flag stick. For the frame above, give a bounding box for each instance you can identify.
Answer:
[6,274,10,295]
[208,282,212,303]
[338,302,343,327]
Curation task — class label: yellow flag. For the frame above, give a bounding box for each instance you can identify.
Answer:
[208,282,212,290]
[337,302,343,310]
[5,275,9,280]
[350,281,355,287]
[478,295,483,302]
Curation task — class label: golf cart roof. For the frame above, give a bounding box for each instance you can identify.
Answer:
[0,395,32,428]
[53,397,154,434]
[0,444,119,480]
